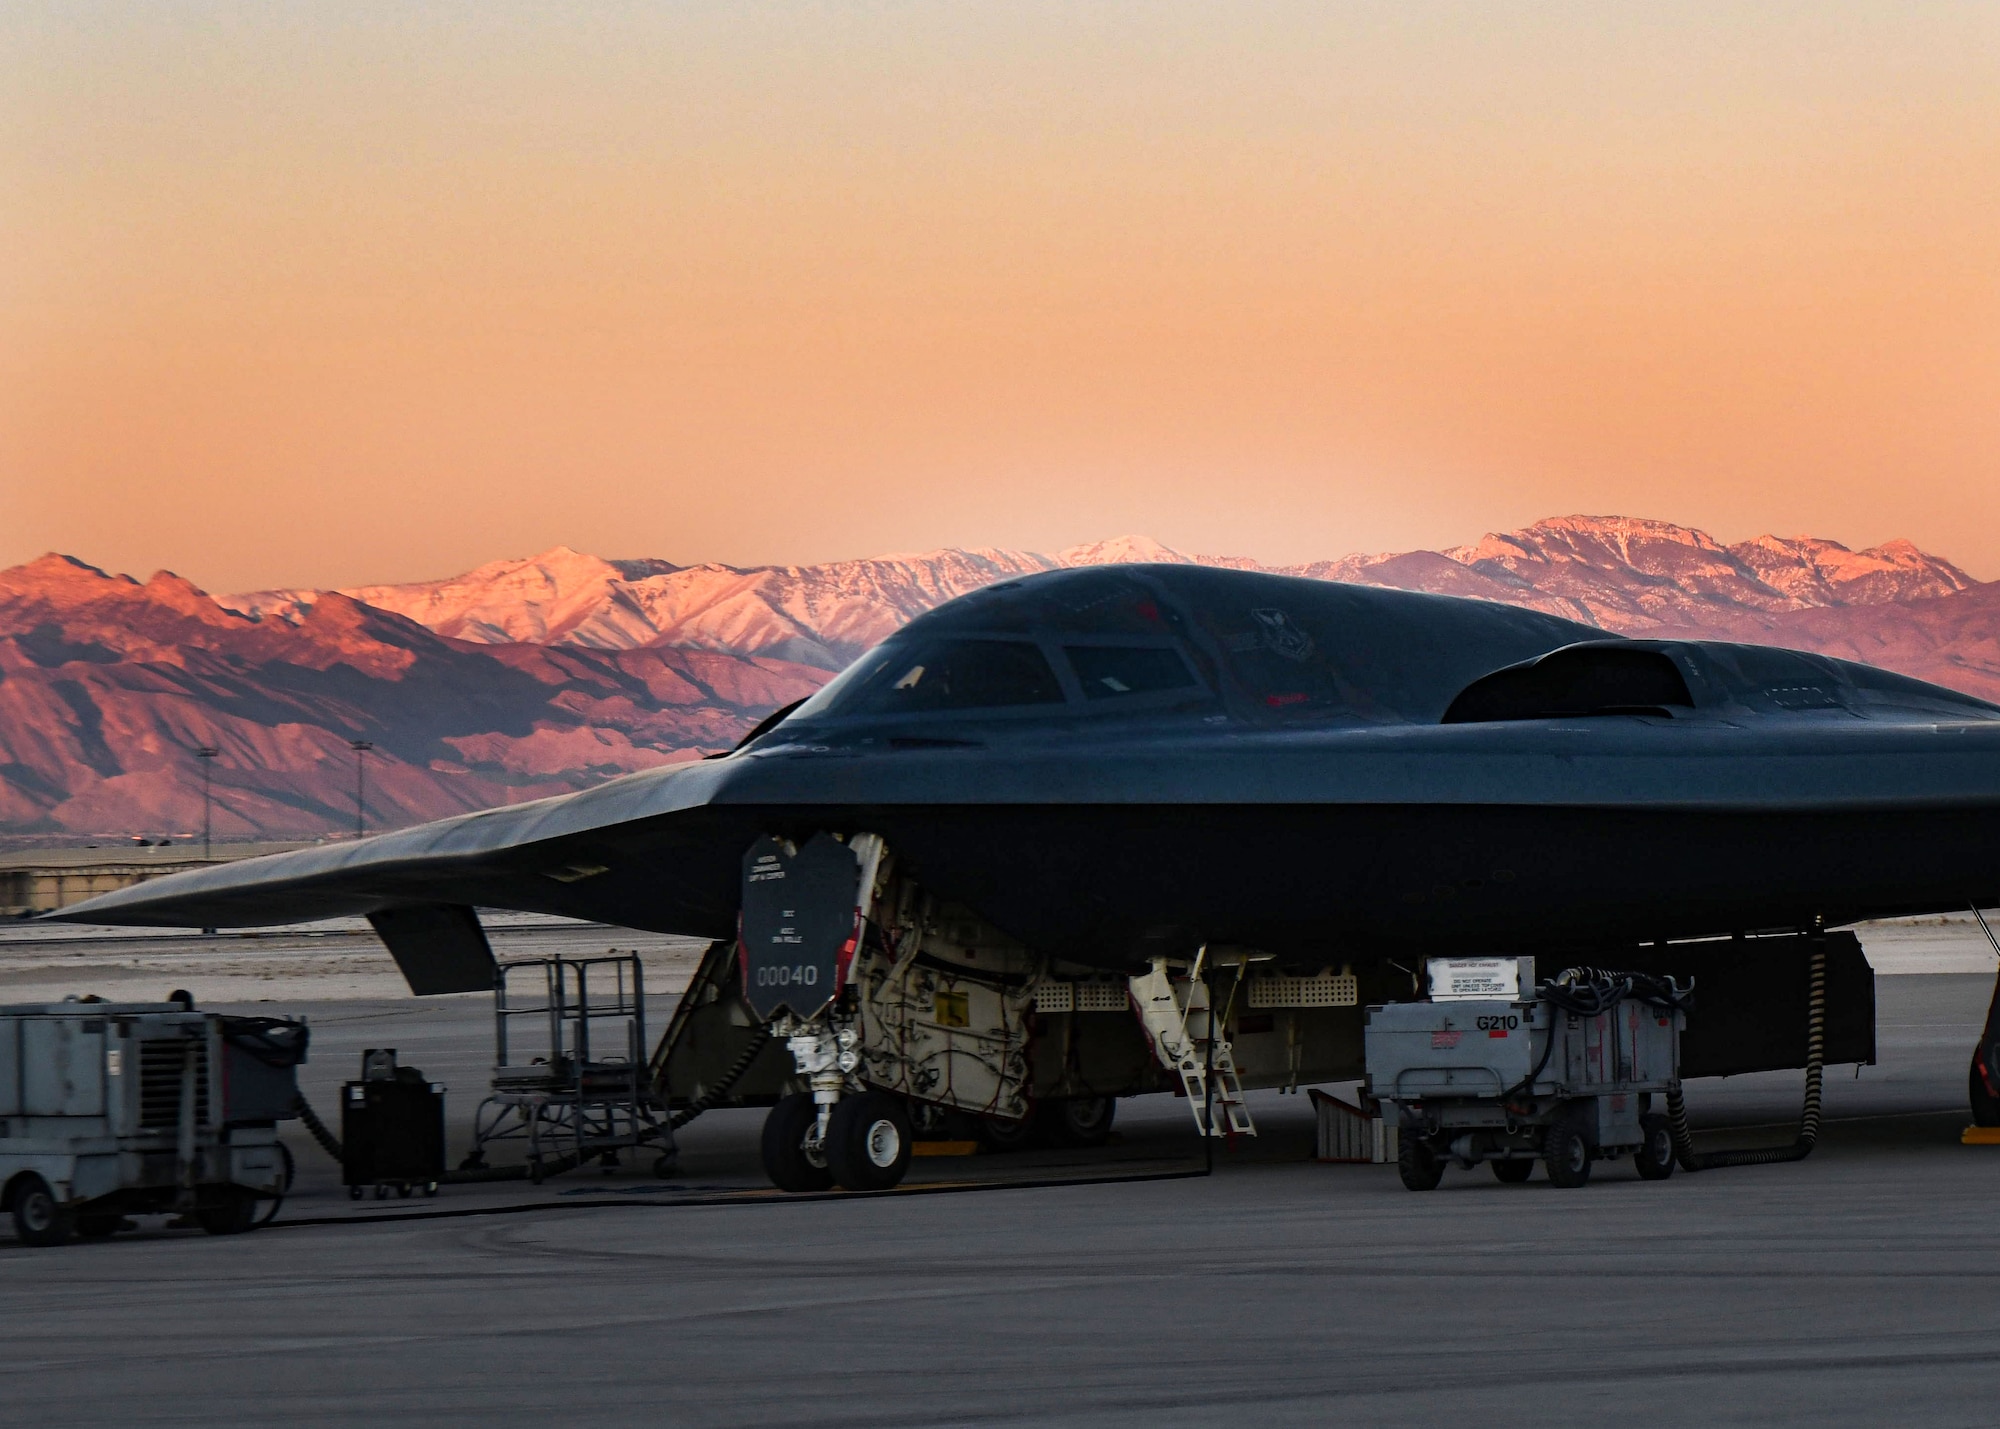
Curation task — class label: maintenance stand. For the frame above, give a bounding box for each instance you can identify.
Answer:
[463,953,675,1182]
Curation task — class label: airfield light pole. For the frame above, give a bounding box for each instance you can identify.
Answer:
[349,739,374,839]
[194,746,221,860]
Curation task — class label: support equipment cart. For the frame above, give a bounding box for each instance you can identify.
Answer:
[1364,960,1691,1190]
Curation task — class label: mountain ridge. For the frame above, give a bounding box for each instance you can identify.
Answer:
[6,515,1991,836]
[222,515,1977,668]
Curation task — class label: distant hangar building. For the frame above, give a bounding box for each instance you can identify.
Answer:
[0,843,313,918]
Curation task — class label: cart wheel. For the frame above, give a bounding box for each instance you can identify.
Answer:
[197,1191,259,1235]
[826,1091,915,1192]
[1492,1158,1534,1184]
[10,1176,72,1247]
[760,1092,835,1192]
[1397,1137,1445,1191]
[374,1183,390,1200]
[1039,1096,1117,1148]
[1634,1114,1676,1181]
[1543,1116,1593,1188]
[348,1185,363,1201]
[397,1183,412,1199]
[976,1112,1039,1153]
[423,1183,439,1198]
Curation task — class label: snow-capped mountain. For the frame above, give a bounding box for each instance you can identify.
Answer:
[5,515,1989,837]
[227,516,1978,668]
[0,554,825,837]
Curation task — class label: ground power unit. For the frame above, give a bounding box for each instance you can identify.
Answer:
[0,1000,306,1244]
[1364,960,1689,1189]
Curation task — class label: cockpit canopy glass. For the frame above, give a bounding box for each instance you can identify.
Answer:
[832,638,1066,716]
[780,565,1607,732]
[1065,645,1200,700]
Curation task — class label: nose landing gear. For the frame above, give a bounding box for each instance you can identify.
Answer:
[759,1088,915,1193]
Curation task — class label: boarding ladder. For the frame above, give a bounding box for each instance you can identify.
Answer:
[1129,954,1256,1138]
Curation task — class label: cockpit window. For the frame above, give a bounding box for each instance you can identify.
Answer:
[835,638,1065,715]
[1064,646,1200,700]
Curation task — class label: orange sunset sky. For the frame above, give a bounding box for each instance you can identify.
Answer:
[5,3,1998,592]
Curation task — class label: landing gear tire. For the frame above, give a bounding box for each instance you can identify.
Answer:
[1634,1114,1676,1181]
[761,1092,835,1193]
[977,1113,1040,1153]
[1397,1137,1445,1191]
[1491,1158,1533,1184]
[826,1092,914,1192]
[1544,1116,1593,1189]
[10,1177,72,1247]
[1971,1053,2000,1127]
[1039,1096,1116,1148]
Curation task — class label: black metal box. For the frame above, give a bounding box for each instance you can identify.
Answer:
[340,1076,445,1187]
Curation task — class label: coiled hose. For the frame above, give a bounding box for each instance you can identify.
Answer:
[293,1091,343,1161]
[667,1029,771,1131]
[1503,967,1694,1107]
[1666,940,1825,1171]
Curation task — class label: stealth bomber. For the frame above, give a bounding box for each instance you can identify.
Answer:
[57,565,2000,1188]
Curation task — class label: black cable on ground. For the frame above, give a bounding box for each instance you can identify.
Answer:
[265,1164,1214,1231]
[293,1091,343,1162]
[1667,939,1825,1171]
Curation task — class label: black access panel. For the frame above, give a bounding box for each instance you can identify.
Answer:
[739,833,863,1022]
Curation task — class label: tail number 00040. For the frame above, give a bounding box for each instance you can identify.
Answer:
[755,964,819,989]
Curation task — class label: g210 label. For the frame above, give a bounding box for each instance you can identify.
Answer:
[1475,1014,1520,1031]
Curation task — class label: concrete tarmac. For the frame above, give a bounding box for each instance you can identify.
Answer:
[2,965,1998,1425]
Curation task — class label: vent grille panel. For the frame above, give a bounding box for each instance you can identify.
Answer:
[137,1039,209,1130]
[1248,972,1359,1009]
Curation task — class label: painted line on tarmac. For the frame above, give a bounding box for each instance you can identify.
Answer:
[265,1165,1212,1230]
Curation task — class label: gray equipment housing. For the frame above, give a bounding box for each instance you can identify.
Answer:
[1365,990,1682,1170]
[0,1001,297,1235]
